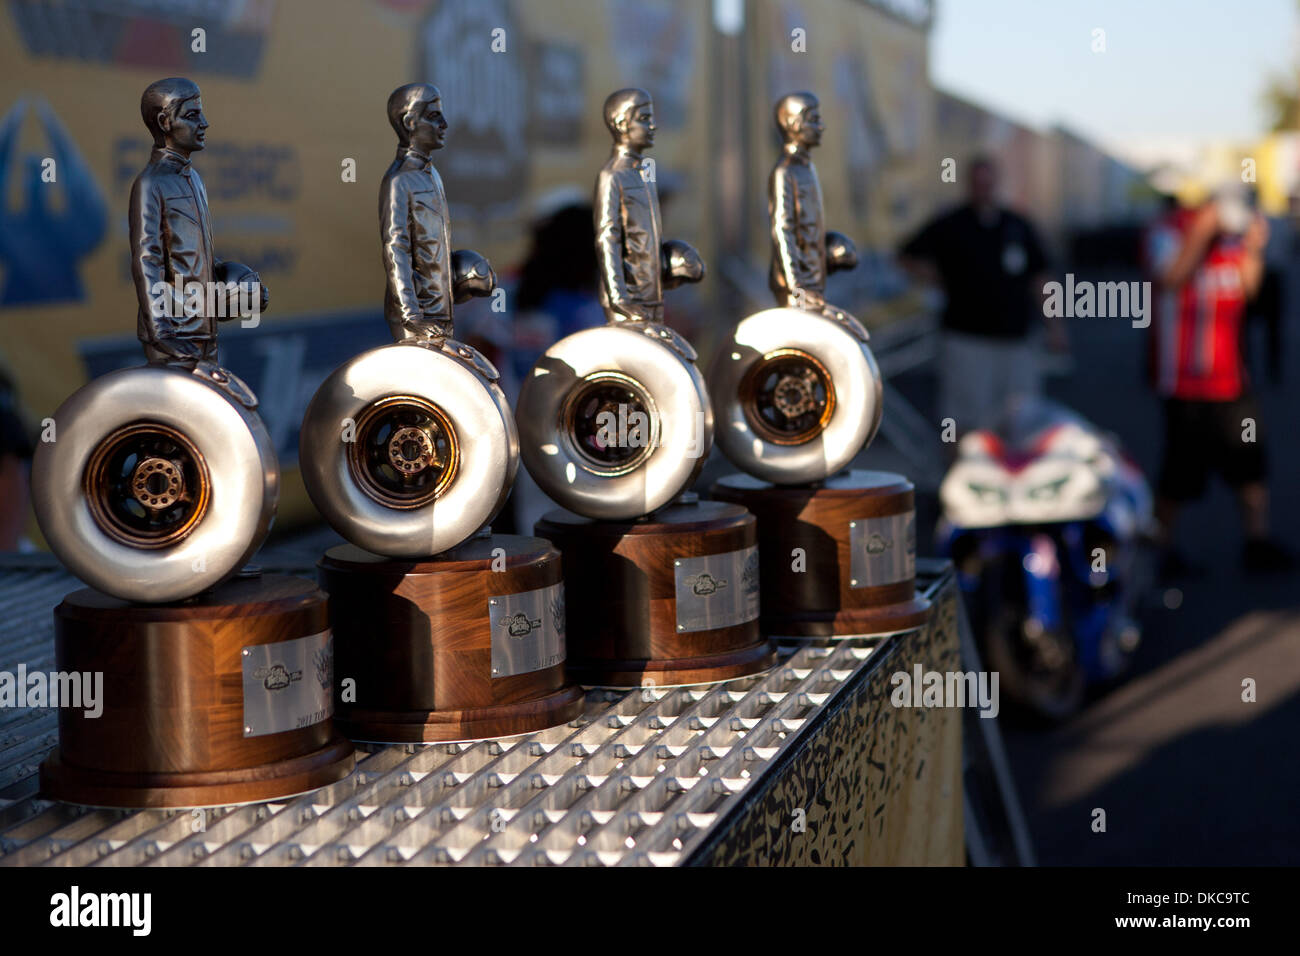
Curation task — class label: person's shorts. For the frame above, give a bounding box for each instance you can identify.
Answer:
[938,330,1041,433]
[1158,395,1267,501]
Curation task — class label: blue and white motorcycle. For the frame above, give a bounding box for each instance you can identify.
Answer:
[937,402,1154,720]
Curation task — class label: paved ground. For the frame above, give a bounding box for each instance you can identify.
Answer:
[888,265,1300,865]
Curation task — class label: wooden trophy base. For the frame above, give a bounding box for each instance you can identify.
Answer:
[535,499,776,687]
[318,535,585,744]
[711,470,931,640]
[40,574,356,809]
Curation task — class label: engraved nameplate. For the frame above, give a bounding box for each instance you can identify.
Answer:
[490,582,566,678]
[674,546,760,633]
[849,511,915,588]
[242,630,334,738]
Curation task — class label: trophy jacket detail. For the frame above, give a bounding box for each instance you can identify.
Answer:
[768,142,828,304]
[594,144,664,322]
[129,145,222,358]
[381,146,454,340]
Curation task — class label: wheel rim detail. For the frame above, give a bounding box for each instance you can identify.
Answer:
[561,372,660,476]
[740,348,836,446]
[84,422,210,549]
[349,396,459,509]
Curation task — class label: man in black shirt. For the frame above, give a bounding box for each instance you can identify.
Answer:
[900,156,1061,433]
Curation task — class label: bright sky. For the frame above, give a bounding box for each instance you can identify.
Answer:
[929,0,1299,167]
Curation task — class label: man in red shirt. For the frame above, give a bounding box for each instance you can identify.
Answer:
[1145,195,1292,573]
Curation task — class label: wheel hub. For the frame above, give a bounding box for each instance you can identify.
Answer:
[562,372,659,476]
[349,396,458,509]
[387,426,436,476]
[740,349,835,445]
[84,423,210,549]
[130,457,184,510]
[772,372,816,419]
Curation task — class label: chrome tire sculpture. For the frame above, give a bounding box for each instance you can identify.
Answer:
[32,365,277,603]
[518,323,711,520]
[709,305,881,485]
[300,341,517,558]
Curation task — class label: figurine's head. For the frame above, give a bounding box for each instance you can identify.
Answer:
[603,88,655,152]
[775,92,823,149]
[388,83,447,154]
[141,77,207,154]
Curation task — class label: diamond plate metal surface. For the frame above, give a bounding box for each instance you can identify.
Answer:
[3,645,877,866]
[0,547,940,867]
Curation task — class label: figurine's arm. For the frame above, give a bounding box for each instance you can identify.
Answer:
[594,168,643,321]
[128,177,198,362]
[381,176,424,332]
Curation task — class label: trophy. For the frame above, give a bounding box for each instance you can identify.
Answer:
[299,84,583,742]
[30,78,354,807]
[709,93,930,639]
[520,89,775,687]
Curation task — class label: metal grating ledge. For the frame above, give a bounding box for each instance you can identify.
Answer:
[0,638,883,867]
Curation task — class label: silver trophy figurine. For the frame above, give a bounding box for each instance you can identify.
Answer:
[710,93,927,641]
[298,85,582,745]
[709,91,881,485]
[32,77,277,603]
[523,89,773,689]
[299,83,514,558]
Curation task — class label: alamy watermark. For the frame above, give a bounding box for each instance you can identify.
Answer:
[1043,273,1151,328]
[49,886,150,936]
[890,664,999,719]
[590,403,709,459]
[149,276,262,328]
[0,664,103,718]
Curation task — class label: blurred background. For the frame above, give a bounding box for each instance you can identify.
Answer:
[1,0,1297,863]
